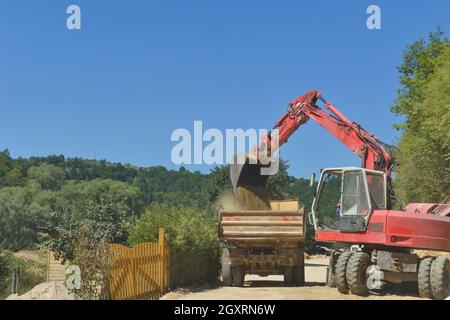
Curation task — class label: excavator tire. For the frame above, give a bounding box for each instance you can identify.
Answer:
[346,252,371,296]
[336,252,353,294]
[418,257,434,299]
[430,256,450,300]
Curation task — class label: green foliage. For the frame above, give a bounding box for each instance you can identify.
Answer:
[267,159,292,200]
[392,29,450,202]
[71,225,113,300]
[0,250,47,299]
[128,204,220,287]
[0,187,42,251]
[58,179,142,215]
[28,164,65,191]
[47,196,134,262]
[0,251,14,294]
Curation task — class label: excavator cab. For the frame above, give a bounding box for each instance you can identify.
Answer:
[309,167,387,232]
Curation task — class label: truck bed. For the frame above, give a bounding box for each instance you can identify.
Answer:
[218,200,305,245]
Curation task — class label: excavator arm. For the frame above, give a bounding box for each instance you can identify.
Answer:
[267,90,393,175]
[232,90,395,202]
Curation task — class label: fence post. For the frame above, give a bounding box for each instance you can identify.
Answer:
[158,228,165,295]
[11,268,19,295]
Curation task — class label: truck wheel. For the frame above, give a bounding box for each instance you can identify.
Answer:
[335,252,353,294]
[293,265,305,286]
[430,256,450,300]
[326,251,340,288]
[222,263,233,286]
[232,266,245,287]
[284,266,294,286]
[418,257,434,299]
[346,252,371,296]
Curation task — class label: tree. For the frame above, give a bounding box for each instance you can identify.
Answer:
[391,30,450,202]
[267,159,292,200]
[58,179,143,216]
[28,164,65,191]
[0,187,38,251]
[47,196,133,262]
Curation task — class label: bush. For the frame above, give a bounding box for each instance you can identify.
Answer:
[71,225,113,300]
[0,250,47,299]
[47,196,133,262]
[128,204,220,288]
[0,251,13,297]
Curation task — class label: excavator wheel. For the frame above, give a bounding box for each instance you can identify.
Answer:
[231,266,245,287]
[430,256,450,300]
[335,252,353,294]
[418,257,435,299]
[346,252,371,296]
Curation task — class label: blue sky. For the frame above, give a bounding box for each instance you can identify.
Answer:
[1,0,449,178]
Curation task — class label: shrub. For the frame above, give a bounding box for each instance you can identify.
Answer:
[128,204,220,288]
[71,225,113,300]
[0,250,47,299]
[47,196,133,262]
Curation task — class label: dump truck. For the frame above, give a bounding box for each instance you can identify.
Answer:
[218,199,305,287]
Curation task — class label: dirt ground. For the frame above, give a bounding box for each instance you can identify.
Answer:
[161,257,426,300]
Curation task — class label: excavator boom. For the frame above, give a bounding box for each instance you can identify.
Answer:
[231,90,395,198]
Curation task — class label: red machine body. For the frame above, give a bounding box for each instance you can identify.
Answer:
[261,90,450,253]
[316,209,450,252]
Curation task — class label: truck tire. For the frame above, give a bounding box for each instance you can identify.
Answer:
[336,252,353,294]
[326,251,340,288]
[346,252,371,296]
[222,263,233,286]
[418,257,434,299]
[293,265,305,286]
[232,266,245,287]
[430,256,450,300]
[284,266,294,286]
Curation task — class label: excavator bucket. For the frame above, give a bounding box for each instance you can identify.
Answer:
[230,153,271,210]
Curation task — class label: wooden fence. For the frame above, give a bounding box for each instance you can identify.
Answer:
[108,228,170,300]
[47,251,68,283]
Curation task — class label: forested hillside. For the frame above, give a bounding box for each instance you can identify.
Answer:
[0,151,315,252]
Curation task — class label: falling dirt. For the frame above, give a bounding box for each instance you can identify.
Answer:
[216,191,237,211]
[235,185,271,210]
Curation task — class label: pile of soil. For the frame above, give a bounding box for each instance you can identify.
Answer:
[235,185,271,210]
[6,282,75,300]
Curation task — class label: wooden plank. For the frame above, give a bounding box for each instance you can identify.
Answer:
[221,221,303,226]
[220,210,303,216]
[222,231,303,237]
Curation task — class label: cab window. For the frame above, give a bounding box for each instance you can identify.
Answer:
[342,171,369,216]
[366,173,386,209]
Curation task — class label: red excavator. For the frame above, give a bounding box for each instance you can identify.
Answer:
[231,90,450,299]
